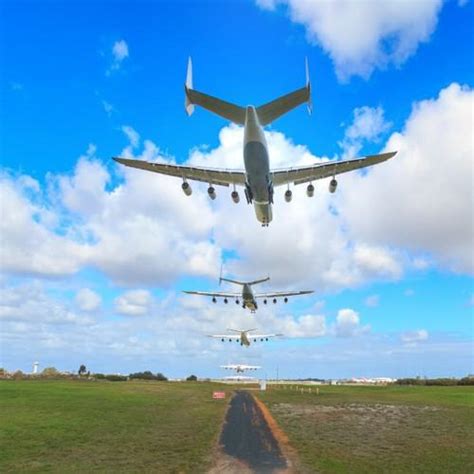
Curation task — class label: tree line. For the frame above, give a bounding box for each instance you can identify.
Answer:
[395,377,474,386]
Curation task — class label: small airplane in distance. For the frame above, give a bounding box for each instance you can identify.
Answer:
[220,363,261,373]
[208,328,282,347]
[113,57,397,226]
[184,272,313,313]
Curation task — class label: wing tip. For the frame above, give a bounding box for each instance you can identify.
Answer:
[385,151,398,159]
[112,156,128,164]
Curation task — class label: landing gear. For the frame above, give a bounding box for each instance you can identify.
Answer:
[244,183,253,204]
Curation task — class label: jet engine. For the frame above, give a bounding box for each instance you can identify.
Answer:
[306,183,314,197]
[273,298,277,304]
[224,298,228,304]
[181,181,192,196]
[231,190,240,203]
[329,178,338,193]
[208,186,216,200]
[212,297,217,303]
[285,189,292,202]
[235,299,240,305]
[263,299,267,304]
[284,297,288,303]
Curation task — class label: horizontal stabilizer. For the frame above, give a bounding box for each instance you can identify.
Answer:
[256,58,311,126]
[184,58,245,124]
[185,88,246,124]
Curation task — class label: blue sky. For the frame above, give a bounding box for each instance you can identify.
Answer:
[1,0,473,379]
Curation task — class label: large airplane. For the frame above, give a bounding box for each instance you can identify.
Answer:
[221,363,261,374]
[208,328,282,347]
[184,273,313,313]
[113,58,397,226]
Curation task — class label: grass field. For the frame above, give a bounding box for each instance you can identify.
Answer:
[0,380,229,473]
[257,384,474,474]
[1,381,473,473]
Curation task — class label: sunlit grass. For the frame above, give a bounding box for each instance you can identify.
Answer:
[258,384,474,473]
[0,380,229,473]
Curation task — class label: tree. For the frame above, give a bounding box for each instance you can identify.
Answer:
[186,375,198,381]
[41,367,59,377]
[78,364,87,376]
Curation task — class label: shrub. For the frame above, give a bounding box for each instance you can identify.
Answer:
[41,367,60,377]
[104,375,128,382]
[186,375,198,381]
[129,371,168,381]
[458,377,474,386]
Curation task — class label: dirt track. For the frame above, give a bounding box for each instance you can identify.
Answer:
[217,391,289,473]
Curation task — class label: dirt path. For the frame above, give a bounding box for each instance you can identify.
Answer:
[210,391,293,474]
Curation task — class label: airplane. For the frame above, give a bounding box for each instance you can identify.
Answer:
[208,328,282,347]
[220,363,261,373]
[184,273,313,313]
[113,57,397,226]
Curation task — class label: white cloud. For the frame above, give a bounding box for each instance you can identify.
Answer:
[58,145,109,217]
[401,329,428,343]
[339,83,474,274]
[112,40,128,61]
[121,125,140,148]
[257,0,443,81]
[334,308,369,337]
[114,290,153,316]
[75,288,101,312]
[339,106,391,159]
[0,172,90,277]
[273,314,326,337]
[106,39,129,75]
[0,282,93,326]
[365,294,379,307]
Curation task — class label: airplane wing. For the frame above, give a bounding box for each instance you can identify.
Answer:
[113,157,246,187]
[254,290,314,299]
[271,151,397,187]
[183,291,240,298]
[208,334,240,340]
[248,333,282,339]
[220,365,261,370]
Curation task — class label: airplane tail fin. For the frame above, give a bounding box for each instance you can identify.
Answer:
[184,57,194,116]
[256,58,312,126]
[184,57,246,124]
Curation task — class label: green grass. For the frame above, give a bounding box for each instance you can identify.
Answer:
[0,380,230,473]
[258,384,474,474]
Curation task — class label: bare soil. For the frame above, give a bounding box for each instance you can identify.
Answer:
[211,391,292,474]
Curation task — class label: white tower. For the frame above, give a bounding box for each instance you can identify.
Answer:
[33,361,39,374]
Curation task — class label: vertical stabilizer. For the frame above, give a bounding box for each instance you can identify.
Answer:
[305,57,312,115]
[185,57,194,116]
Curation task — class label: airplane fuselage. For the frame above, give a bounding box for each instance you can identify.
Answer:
[241,283,258,312]
[240,332,251,347]
[243,106,273,226]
